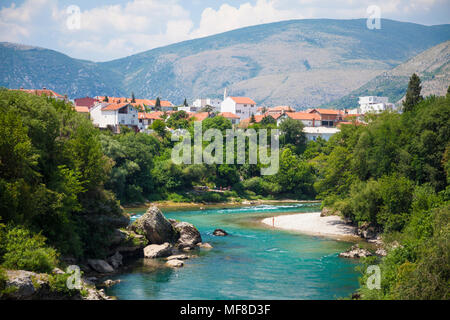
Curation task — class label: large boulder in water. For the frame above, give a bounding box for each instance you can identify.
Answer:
[87,259,115,273]
[143,243,173,258]
[173,221,202,249]
[130,206,177,244]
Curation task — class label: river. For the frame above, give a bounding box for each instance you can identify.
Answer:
[105,203,360,300]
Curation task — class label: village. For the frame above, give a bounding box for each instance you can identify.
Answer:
[13,87,400,142]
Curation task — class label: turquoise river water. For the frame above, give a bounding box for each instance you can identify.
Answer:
[105,203,361,300]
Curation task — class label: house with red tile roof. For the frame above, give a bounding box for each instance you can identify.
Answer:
[190,112,211,122]
[74,97,99,109]
[219,112,241,125]
[277,112,322,127]
[240,113,281,127]
[220,95,257,121]
[12,87,67,101]
[308,108,344,127]
[267,106,295,114]
[95,96,174,111]
[90,102,139,133]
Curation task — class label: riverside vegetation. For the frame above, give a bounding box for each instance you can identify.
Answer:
[0,76,449,300]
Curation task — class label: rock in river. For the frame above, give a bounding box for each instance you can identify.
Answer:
[213,229,228,236]
[144,243,173,258]
[87,259,115,273]
[173,221,202,249]
[197,242,213,249]
[107,251,123,269]
[130,206,178,244]
[166,260,184,268]
[339,245,373,259]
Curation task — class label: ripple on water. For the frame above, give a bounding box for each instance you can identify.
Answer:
[108,204,360,300]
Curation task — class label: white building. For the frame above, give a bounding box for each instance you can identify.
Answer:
[193,98,222,112]
[358,96,397,114]
[221,96,258,121]
[303,127,340,142]
[90,102,139,133]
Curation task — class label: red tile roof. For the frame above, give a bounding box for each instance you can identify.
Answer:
[95,96,172,107]
[74,97,99,108]
[219,112,240,119]
[241,113,280,124]
[309,108,341,115]
[286,112,321,120]
[102,103,129,111]
[191,112,210,122]
[267,112,282,120]
[13,88,64,98]
[230,97,256,105]
[74,106,89,113]
[268,106,294,113]
[138,111,164,120]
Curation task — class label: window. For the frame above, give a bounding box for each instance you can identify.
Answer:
[244,104,247,107]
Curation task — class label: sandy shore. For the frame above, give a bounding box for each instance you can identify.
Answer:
[262,212,358,240]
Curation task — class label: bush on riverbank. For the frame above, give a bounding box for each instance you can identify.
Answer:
[0,89,125,266]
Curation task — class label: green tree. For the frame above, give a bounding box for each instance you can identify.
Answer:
[183,98,188,107]
[279,118,306,152]
[155,97,161,111]
[200,105,214,113]
[131,92,136,103]
[152,119,167,137]
[261,115,276,126]
[403,73,423,112]
[103,96,109,102]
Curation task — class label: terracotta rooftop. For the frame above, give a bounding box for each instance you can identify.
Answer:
[230,97,256,105]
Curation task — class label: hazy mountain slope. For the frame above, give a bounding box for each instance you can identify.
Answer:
[324,40,450,109]
[0,42,125,97]
[1,19,449,106]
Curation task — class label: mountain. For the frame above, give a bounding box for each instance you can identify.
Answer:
[324,40,450,109]
[1,19,450,107]
[0,42,125,98]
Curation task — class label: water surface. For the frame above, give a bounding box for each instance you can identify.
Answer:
[106,203,360,300]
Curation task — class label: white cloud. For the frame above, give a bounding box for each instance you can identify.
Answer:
[0,0,448,61]
[0,0,58,42]
[191,0,303,38]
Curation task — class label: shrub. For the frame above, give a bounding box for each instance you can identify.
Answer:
[1,226,58,273]
[48,273,80,297]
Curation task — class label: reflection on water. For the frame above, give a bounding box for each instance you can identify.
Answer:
[106,203,360,300]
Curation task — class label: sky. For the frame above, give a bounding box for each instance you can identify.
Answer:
[1,0,449,62]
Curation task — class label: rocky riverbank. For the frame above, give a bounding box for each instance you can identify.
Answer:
[1,206,210,300]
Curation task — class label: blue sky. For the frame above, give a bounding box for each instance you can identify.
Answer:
[1,0,449,61]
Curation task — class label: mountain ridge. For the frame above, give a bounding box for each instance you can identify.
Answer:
[324,40,450,109]
[1,18,449,107]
